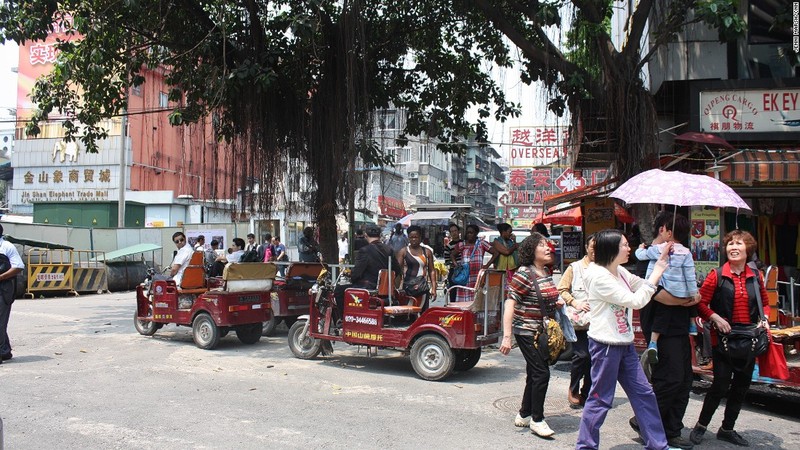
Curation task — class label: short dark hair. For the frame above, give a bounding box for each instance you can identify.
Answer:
[585,233,595,245]
[653,211,690,244]
[172,231,185,240]
[365,225,381,237]
[247,233,255,239]
[233,237,245,249]
[264,233,272,241]
[465,224,480,235]
[497,223,512,233]
[593,229,624,267]
[407,225,424,237]
[723,230,757,260]
[355,228,365,237]
[273,235,281,241]
[517,232,548,266]
[448,222,460,231]
[210,240,219,247]
[197,235,205,241]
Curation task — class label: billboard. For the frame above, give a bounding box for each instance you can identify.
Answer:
[699,88,800,133]
[508,126,570,167]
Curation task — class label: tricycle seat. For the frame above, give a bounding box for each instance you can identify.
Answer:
[383,305,422,316]
[223,263,277,292]
[177,288,207,295]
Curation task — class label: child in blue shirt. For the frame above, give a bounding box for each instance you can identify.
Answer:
[635,212,700,364]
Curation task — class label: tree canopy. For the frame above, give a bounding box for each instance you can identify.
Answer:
[0,0,520,258]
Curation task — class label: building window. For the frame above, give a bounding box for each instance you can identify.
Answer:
[159,91,169,108]
[378,111,397,130]
[131,85,142,97]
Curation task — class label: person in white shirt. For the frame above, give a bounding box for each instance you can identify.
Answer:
[170,232,194,287]
[225,238,246,263]
[0,224,25,363]
[338,233,349,263]
[194,235,206,251]
[576,229,672,450]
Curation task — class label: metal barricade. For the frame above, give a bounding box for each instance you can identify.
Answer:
[25,249,76,298]
[72,250,109,294]
[776,277,798,327]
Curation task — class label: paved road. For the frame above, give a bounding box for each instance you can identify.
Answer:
[1,292,797,449]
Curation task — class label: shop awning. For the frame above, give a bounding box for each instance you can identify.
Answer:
[542,177,618,212]
[400,210,455,226]
[92,243,162,262]
[713,149,800,186]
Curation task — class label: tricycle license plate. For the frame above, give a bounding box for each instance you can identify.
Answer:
[239,295,261,303]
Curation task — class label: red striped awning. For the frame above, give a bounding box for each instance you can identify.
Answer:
[713,150,800,186]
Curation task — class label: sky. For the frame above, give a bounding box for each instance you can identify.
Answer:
[0,40,18,127]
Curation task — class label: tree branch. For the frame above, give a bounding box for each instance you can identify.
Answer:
[622,0,654,60]
[473,0,590,91]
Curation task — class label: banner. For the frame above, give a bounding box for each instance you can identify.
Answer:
[690,207,721,285]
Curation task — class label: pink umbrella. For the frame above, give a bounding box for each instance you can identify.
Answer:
[610,169,750,210]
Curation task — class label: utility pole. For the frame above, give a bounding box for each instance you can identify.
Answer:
[117,108,127,228]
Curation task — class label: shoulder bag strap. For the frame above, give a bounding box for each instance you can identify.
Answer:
[751,268,765,322]
[527,266,552,319]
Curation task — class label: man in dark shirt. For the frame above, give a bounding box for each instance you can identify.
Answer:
[350,225,398,290]
[335,225,399,319]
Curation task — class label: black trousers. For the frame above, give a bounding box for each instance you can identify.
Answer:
[569,329,591,398]
[0,290,14,356]
[651,334,693,439]
[697,346,755,430]
[515,333,550,422]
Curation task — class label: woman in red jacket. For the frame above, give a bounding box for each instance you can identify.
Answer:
[689,230,769,447]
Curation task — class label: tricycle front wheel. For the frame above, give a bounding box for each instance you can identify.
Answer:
[288,320,322,359]
[134,308,158,336]
[193,313,221,350]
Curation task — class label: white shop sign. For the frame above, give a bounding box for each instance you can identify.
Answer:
[699,88,800,133]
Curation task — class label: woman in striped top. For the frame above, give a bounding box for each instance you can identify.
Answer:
[499,232,561,438]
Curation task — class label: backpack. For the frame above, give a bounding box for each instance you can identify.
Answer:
[240,248,261,262]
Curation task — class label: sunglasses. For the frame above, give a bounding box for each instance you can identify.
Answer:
[174,238,185,244]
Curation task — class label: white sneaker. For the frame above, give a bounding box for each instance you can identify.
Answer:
[530,420,555,438]
[514,413,531,427]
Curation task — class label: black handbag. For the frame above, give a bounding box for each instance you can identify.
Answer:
[715,268,769,360]
[404,276,430,297]
[719,324,768,360]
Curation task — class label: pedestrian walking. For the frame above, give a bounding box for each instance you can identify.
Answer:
[0,224,24,365]
[557,233,595,409]
[576,229,672,450]
[499,232,560,438]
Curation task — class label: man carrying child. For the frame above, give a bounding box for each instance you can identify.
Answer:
[632,212,700,449]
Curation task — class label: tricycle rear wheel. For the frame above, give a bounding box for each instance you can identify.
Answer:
[134,307,158,336]
[237,323,262,345]
[262,315,279,336]
[410,334,455,381]
[192,313,220,350]
[454,348,481,372]
[288,319,322,359]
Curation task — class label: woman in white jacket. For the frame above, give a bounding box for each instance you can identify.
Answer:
[576,229,672,450]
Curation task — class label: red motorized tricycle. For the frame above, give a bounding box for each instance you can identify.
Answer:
[287,265,503,381]
[134,252,276,350]
[263,263,324,336]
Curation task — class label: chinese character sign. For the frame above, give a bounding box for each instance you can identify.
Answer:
[509,126,569,167]
[700,89,800,133]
